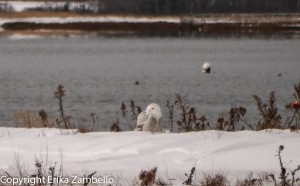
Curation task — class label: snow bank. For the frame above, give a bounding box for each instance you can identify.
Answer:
[0,1,91,12]
[0,127,299,184]
[2,1,45,12]
[0,17,179,25]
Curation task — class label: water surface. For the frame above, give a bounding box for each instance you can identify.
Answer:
[0,34,299,130]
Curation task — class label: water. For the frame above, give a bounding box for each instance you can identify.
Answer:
[0,34,299,130]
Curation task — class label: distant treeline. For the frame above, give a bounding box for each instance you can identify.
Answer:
[95,0,300,15]
[1,0,300,15]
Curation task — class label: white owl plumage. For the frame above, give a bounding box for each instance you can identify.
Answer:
[135,103,163,133]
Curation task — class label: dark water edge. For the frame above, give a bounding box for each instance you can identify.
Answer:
[2,29,300,39]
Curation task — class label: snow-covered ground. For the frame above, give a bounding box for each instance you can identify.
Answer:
[0,127,299,185]
[0,16,179,25]
[0,1,94,12]
[1,1,45,12]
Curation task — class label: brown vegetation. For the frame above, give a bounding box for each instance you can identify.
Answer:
[2,21,187,34]
[119,100,141,131]
[1,146,300,186]
[253,91,282,130]
[284,83,300,131]
[13,109,55,128]
[13,82,300,133]
[1,11,300,35]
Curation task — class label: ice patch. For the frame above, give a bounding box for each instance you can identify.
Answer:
[8,34,43,40]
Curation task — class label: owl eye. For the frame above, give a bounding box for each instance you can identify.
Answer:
[151,107,154,110]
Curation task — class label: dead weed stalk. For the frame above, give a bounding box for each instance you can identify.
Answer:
[166,100,174,132]
[120,100,141,131]
[276,145,300,186]
[183,167,195,185]
[54,85,71,129]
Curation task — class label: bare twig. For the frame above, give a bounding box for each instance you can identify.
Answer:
[120,102,133,130]
[166,100,174,132]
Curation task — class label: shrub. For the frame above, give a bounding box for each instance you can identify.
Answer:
[284,83,300,131]
[253,91,281,130]
[215,107,246,131]
[174,94,210,132]
[139,167,157,186]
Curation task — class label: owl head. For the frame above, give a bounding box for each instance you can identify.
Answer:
[145,103,162,122]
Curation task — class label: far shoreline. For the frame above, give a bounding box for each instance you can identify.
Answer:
[0,11,300,35]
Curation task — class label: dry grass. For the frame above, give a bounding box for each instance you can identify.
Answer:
[235,172,274,186]
[13,109,55,128]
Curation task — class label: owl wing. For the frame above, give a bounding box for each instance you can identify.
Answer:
[135,111,149,131]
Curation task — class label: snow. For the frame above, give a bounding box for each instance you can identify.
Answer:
[0,1,92,12]
[0,127,300,184]
[7,33,43,40]
[0,17,179,25]
[2,1,45,12]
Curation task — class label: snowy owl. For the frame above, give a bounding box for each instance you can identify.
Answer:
[202,62,211,73]
[135,103,163,133]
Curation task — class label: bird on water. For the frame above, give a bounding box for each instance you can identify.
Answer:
[202,62,211,74]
